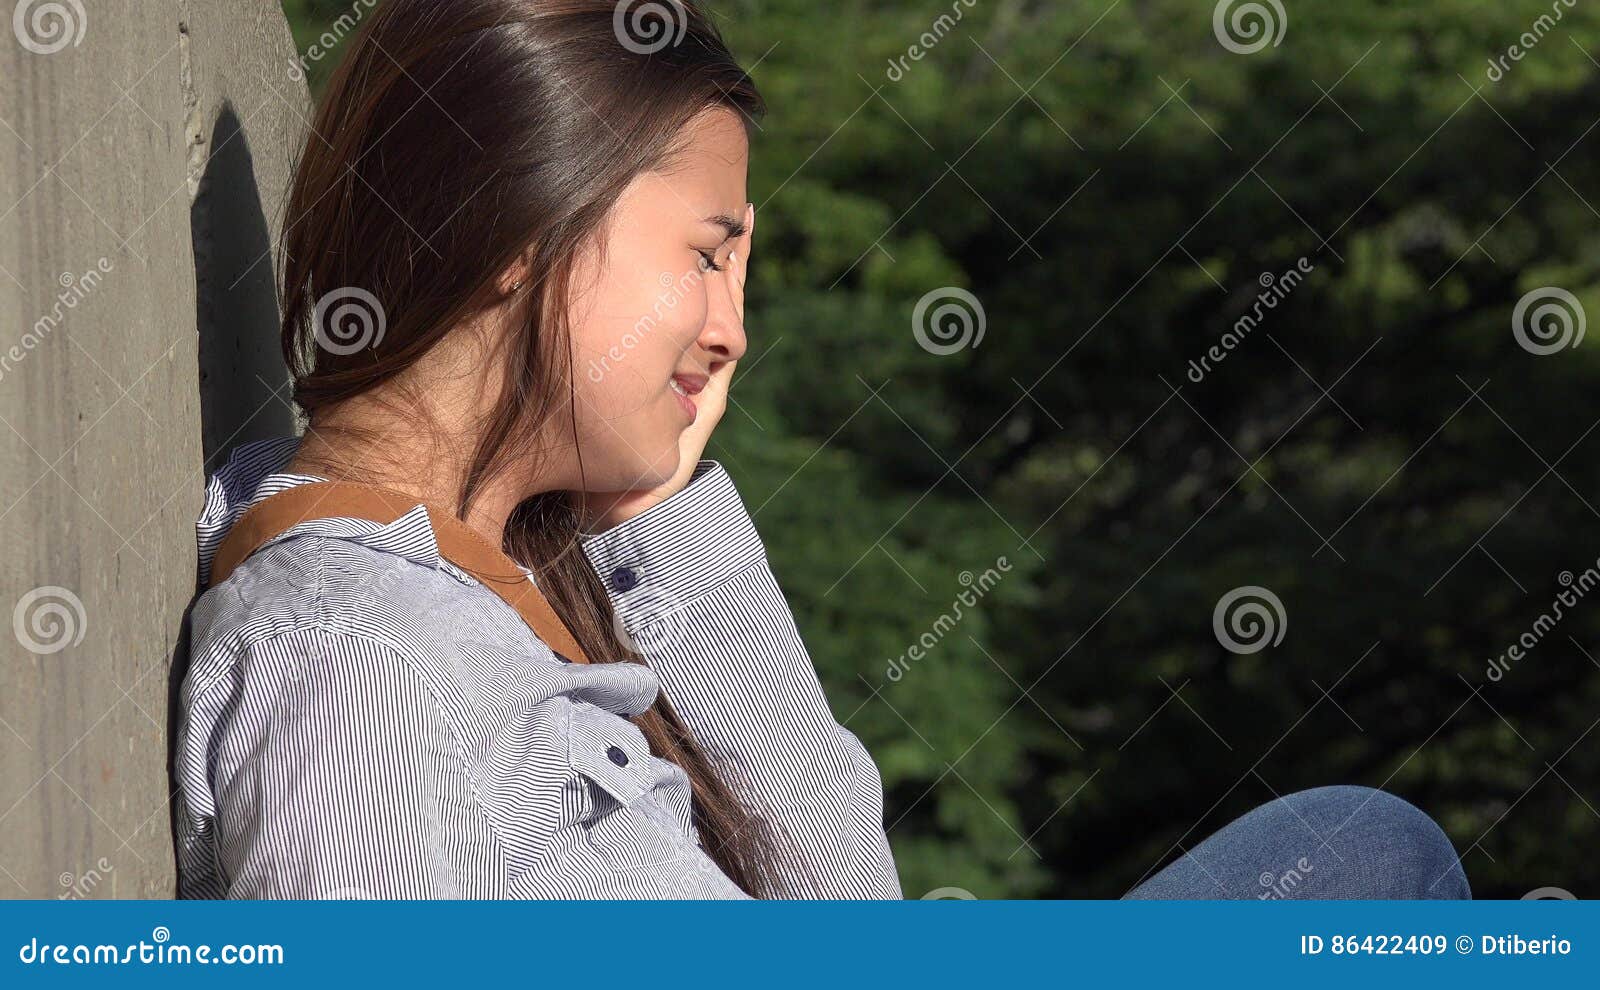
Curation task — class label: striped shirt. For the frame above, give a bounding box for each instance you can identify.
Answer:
[174,436,902,899]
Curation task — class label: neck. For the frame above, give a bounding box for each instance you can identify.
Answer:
[284,423,527,550]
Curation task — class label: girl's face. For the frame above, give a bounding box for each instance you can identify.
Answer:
[560,107,751,492]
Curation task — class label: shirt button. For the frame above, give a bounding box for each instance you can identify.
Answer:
[610,566,639,592]
[606,745,630,767]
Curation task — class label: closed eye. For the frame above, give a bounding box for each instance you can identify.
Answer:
[696,249,727,273]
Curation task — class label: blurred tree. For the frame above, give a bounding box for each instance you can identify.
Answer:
[282,0,1600,899]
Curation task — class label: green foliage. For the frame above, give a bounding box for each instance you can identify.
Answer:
[283,0,1600,898]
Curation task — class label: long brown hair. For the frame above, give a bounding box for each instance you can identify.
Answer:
[276,0,795,897]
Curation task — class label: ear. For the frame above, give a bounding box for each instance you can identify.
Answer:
[497,252,533,296]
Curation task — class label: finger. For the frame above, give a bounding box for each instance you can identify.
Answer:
[702,355,736,405]
[698,357,736,426]
[730,202,753,322]
[678,358,736,462]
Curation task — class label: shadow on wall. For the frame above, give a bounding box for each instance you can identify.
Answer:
[168,101,299,893]
[193,98,297,472]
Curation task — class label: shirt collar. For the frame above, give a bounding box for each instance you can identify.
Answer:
[196,436,514,589]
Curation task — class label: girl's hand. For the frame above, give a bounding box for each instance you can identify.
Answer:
[576,204,752,532]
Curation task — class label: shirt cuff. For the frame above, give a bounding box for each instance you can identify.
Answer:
[578,460,766,630]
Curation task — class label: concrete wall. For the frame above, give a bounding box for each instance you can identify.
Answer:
[0,0,306,898]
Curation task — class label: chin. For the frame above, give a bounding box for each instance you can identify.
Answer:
[608,440,681,491]
[648,444,685,485]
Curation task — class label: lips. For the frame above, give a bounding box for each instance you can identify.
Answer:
[669,373,704,421]
[670,373,708,396]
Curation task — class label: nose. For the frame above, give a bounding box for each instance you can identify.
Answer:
[697,268,747,366]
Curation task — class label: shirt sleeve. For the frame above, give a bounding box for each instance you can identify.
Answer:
[580,461,904,899]
[174,627,508,899]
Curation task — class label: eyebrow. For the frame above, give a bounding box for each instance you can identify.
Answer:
[703,213,749,240]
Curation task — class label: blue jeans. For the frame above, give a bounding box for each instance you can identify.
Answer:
[1125,786,1471,899]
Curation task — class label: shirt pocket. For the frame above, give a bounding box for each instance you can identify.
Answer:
[566,700,697,873]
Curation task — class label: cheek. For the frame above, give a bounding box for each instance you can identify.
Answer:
[569,301,704,429]
[573,276,707,397]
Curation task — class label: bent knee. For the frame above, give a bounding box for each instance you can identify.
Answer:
[1283,786,1470,899]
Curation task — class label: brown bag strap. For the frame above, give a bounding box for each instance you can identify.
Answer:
[207,480,590,664]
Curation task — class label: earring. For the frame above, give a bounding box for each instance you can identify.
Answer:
[509,280,523,293]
